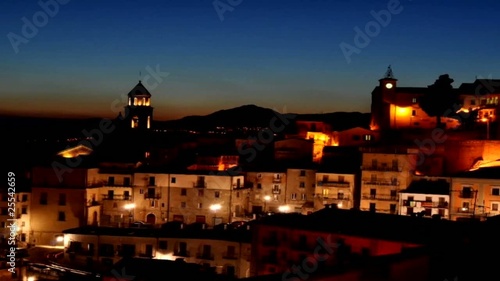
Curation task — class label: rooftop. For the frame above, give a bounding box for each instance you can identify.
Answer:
[254,207,481,245]
[453,166,500,179]
[401,179,450,195]
[62,226,252,243]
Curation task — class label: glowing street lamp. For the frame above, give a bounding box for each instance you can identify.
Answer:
[210,204,222,226]
[278,205,290,213]
[263,195,271,213]
[124,203,136,224]
[481,117,490,140]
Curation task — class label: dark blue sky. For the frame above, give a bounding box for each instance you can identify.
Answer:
[2,0,500,119]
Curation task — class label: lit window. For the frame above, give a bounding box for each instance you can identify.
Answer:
[492,203,499,211]
[412,98,417,103]
[364,135,372,141]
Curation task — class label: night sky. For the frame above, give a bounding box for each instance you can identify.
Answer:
[1,0,500,120]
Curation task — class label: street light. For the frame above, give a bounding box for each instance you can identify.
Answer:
[263,195,271,213]
[209,204,222,226]
[481,117,490,140]
[278,205,290,213]
[124,203,136,224]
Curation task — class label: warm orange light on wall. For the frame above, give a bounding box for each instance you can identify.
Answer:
[396,106,410,116]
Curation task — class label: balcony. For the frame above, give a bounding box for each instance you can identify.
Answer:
[262,237,279,246]
[362,166,402,172]
[261,256,279,264]
[362,179,399,186]
[290,242,310,252]
[273,178,282,183]
[318,181,350,187]
[196,253,215,260]
[402,200,448,208]
[325,195,350,201]
[87,200,101,206]
[174,250,190,257]
[144,193,161,199]
[222,252,238,260]
[272,189,281,194]
[194,181,207,188]
[362,194,397,201]
[102,194,132,200]
[458,192,474,199]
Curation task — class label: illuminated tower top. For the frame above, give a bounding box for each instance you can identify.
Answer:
[125,81,153,129]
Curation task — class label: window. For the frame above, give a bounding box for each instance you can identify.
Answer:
[21,206,27,214]
[40,192,48,205]
[407,207,414,215]
[140,189,144,194]
[236,192,240,198]
[301,194,306,200]
[181,202,186,208]
[492,188,500,196]
[149,177,155,186]
[291,193,297,200]
[123,177,131,186]
[369,203,376,212]
[300,170,306,176]
[412,110,416,116]
[58,212,66,221]
[492,203,499,211]
[198,203,203,209]
[322,189,328,197]
[390,204,396,214]
[198,189,204,197]
[21,194,28,202]
[108,177,115,186]
[58,193,66,206]
[424,208,432,216]
[299,182,305,188]
[425,196,432,202]
[337,192,344,200]
[257,183,262,189]
[364,134,372,141]
[408,196,414,201]
[273,194,279,201]
[438,209,445,217]
[390,190,396,198]
[215,191,220,198]
[370,189,376,198]
[159,241,167,250]
[412,97,417,103]
[338,176,345,182]
[181,189,187,196]
[171,177,176,183]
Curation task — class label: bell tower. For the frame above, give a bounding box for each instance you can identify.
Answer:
[371,66,398,131]
[124,81,153,130]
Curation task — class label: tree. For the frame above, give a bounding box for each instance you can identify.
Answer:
[419,74,461,128]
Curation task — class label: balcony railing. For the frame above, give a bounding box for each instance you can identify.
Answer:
[102,194,132,200]
[261,256,279,264]
[262,237,279,246]
[272,189,281,194]
[273,178,282,183]
[194,182,207,188]
[362,179,400,186]
[362,194,398,201]
[326,195,350,201]
[362,166,402,172]
[87,200,101,206]
[402,200,448,208]
[144,193,161,199]
[174,250,190,257]
[318,181,350,187]
[222,252,238,260]
[455,207,474,214]
[196,253,215,260]
[458,192,474,199]
[361,208,397,214]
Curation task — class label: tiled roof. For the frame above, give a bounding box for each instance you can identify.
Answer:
[127,81,151,97]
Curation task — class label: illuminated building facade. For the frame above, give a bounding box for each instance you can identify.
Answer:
[359,149,418,214]
[314,171,356,210]
[63,227,252,278]
[124,81,153,129]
